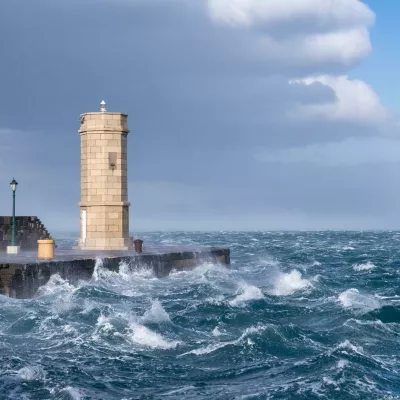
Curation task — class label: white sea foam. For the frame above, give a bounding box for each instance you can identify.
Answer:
[57,387,83,400]
[212,327,222,337]
[92,314,115,341]
[338,289,380,312]
[36,274,76,297]
[17,366,46,381]
[92,258,106,281]
[128,324,179,349]
[271,270,312,296]
[93,259,154,284]
[339,340,363,353]
[337,359,349,369]
[141,300,170,324]
[353,262,376,271]
[259,258,280,268]
[181,325,265,356]
[343,246,355,251]
[312,261,321,267]
[229,283,264,307]
[206,295,225,305]
[62,324,78,335]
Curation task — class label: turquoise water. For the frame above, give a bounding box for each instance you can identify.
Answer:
[1,231,400,399]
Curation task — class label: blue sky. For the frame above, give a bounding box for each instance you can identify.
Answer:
[1,0,400,232]
[352,0,400,112]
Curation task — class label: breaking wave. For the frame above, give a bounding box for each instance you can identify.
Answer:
[338,288,380,312]
[229,282,264,306]
[271,270,312,296]
[353,261,376,271]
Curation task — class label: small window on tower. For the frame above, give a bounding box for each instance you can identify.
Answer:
[109,152,117,170]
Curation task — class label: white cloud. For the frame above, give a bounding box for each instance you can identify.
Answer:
[206,1,391,130]
[207,0,374,69]
[301,28,371,66]
[289,75,391,124]
[207,0,374,29]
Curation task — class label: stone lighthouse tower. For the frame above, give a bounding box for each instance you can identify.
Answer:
[76,101,132,250]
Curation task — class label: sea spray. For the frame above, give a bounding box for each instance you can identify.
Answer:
[338,288,380,312]
[353,262,376,271]
[128,323,180,349]
[271,270,312,296]
[229,282,264,307]
[141,299,171,323]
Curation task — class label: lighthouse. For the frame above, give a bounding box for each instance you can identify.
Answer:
[76,101,132,250]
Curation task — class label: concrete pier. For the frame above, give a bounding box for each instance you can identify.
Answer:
[0,246,230,298]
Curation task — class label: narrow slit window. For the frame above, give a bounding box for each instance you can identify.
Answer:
[109,152,117,170]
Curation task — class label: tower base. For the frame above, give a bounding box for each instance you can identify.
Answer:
[74,237,133,251]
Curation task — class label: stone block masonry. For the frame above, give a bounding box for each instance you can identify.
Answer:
[0,216,51,250]
[77,107,132,250]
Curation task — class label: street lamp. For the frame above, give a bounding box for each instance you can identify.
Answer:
[10,178,18,246]
[7,178,19,254]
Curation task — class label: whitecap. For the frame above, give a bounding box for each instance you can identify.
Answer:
[258,258,280,268]
[312,261,321,267]
[92,314,115,340]
[229,283,264,307]
[337,359,349,369]
[353,262,376,271]
[181,325,265,357]
[212,327,222,337]
[338,289,380,312]
[56,387,83,400]
[205,295,225,305]
[17,366,46,381]
[343,246,355,251]
[128,324,179,349]
[271,270,312,296]
[36,274,76,297]
[141,300,170,324]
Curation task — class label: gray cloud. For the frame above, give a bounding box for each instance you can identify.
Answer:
[0,0,399,231]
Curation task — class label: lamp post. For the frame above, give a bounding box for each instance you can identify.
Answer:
[10,179,18,246]
[7,179,20,254]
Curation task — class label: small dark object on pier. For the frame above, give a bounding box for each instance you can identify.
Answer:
[133,239,143,253]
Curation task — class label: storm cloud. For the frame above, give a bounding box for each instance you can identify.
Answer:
[0,0,398,231]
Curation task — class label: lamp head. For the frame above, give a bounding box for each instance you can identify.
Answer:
[10,178,18,192]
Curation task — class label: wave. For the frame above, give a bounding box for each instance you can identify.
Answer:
[17,366,46,381]
[353,262,376,271]
[141,300,171,324]
[36,274,77,298]
[229,283,264,307]
[338,289,380,313]
[181,325,266,357]
[336,339,364,354]
[271,270,312,296]
[54,386,83,400]
[128,323,180,350]
[368,305,400,323]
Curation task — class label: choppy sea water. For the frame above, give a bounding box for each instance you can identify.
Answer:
[1,231,400,399]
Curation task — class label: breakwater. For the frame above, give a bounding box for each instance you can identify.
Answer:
[0,245,230,298]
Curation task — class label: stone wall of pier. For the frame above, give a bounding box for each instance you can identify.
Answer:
[0,217,51,250]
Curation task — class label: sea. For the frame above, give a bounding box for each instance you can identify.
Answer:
[1,231,400,400]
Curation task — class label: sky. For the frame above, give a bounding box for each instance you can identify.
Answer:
[1,0,400,232]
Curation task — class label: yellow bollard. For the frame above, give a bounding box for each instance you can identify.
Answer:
[37,239,55,259]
